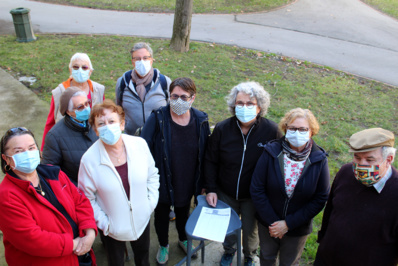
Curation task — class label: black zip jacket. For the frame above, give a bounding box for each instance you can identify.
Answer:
[141,105,211,206]
[250,137,330,236]
[204,116,282,200]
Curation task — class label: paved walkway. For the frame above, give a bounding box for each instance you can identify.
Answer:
[0,0,397,86]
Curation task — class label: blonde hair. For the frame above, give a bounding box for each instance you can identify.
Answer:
[279,108,320,136]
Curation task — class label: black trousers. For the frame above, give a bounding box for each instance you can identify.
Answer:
[99,222,150,266]
[154,202,190,247]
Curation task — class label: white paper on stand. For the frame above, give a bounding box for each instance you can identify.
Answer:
[192,207,231,242]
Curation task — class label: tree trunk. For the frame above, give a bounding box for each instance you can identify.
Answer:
[170,0,193,52]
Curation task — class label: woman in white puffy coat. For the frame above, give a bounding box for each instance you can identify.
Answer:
[78,99,159,266]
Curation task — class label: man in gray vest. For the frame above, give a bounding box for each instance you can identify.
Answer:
[115,42,171,135]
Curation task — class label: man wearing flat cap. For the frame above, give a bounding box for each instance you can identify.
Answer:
[314,128,398,266]
[42,87,98,185]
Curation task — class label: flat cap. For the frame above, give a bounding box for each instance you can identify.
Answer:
[59,87,82,116]
[349,127,395,153]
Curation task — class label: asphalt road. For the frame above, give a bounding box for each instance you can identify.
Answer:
[0,0,397,86]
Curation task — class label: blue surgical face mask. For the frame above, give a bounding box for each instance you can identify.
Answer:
[98,123,122,146]
[72,68,90,83]
[9,150,40,174]
[75,106,91,121]
[134,60,152,77]
[235,106,257,123]
[285,130,310,148]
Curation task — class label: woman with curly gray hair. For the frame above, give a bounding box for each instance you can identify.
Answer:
[204,81,282,266]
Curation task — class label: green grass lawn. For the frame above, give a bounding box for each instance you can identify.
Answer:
[34,0,293,13]
[1,34,397,263]
[361,0,398,19]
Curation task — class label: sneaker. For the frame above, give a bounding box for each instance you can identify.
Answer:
[156,245,169,265]
[244,257,255,266]
[220,252,235,266]
[178,240,198,259]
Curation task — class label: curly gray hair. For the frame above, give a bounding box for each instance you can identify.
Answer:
[226,81,271,117]
[130,42,153,57]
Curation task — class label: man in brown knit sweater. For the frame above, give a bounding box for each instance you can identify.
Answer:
[315,128,398,266]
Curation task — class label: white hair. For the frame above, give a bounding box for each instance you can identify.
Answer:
[68,91,87,112]
[69,53,93,70]
[226,81,271,116]
[382,146,396,162]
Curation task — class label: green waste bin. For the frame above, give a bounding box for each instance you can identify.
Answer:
[10,7,36,42]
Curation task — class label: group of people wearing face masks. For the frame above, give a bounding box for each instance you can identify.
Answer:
[1,40,398,266]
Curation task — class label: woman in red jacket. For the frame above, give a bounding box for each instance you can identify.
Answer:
[0,127,97,266]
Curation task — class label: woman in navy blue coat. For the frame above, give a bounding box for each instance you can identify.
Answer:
[141,77,210,265]
[250,108,330,266]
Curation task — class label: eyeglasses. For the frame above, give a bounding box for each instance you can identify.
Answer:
[72,65,90,71]
[170,94,192,102]
[287,126,309,134]
[235,101,257,109]
[132,56,152,62]
[73,100,92,112]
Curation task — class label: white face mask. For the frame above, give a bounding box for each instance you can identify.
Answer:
[134,60,152,77]
[285,130,310,147]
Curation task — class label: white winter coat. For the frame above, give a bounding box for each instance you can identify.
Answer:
[78,134,159,241]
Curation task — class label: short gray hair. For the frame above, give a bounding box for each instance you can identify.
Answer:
[226,81,270,116]
[130,42,153,57]
[69,53,93,70]
[382,146,396,162]
[68,91,87,112]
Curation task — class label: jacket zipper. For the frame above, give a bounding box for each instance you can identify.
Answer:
[159,111,174,206]
[195,119,208,194]
[235,121,254,200]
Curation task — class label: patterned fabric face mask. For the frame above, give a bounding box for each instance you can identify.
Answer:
[170,98,191,116]
[352,162,382,186]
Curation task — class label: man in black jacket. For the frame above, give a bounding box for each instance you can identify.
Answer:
[42,87,98,185]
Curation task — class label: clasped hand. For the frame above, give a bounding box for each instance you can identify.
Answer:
[269,220,288,239]
[73,228,96,256]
